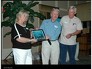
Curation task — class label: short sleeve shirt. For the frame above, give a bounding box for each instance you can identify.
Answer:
[11,23,32,49]
[59,15,83,45]
[40,19,61,40]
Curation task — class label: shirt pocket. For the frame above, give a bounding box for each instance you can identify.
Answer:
[72,23,77,28]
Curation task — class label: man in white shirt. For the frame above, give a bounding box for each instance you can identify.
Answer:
[59,6,83,64]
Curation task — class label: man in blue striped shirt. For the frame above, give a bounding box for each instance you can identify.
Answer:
[40,7,62,64]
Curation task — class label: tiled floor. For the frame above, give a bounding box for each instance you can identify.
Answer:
[1,50,91,65]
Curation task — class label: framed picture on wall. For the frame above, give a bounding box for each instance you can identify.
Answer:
[31,29,46,41]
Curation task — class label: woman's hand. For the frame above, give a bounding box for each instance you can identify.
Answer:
[31,39,37,43]
[34,27,39,30]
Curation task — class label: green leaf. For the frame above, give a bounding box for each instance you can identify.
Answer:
[3,2,13,18]
[26,23,34,29]
[29,2,39,8]
[3,2,12,9]
[4,31,11,37]
[27,1,33,7]
[33,12,46,20]
[1,21,10,27]
[29,16,34,23]
[13,0,22,5]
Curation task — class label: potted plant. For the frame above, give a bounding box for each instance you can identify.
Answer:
[2,0,46,37]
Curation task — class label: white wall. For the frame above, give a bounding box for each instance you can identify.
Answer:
[76,2,91,21]
[41,1,55,7]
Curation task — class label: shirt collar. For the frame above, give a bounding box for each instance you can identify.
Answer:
[50,18,57,23]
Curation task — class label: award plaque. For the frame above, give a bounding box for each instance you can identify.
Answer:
[31,29,46,41]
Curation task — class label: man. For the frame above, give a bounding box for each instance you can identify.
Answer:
[40,7,61,64]
[59,6,83,64]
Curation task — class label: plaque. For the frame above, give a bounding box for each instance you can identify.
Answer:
[31,29,46,41]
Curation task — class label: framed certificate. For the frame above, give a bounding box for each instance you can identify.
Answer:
[31,29,46,41]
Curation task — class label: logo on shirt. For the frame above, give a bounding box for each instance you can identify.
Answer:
[26,28,29,30]
[73,23,76,25]
[54,25,58,28]
[64,22,68,24]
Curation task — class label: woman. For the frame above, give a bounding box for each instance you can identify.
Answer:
[11,10,37,65]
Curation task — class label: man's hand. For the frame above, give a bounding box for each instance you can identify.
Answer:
[66,34,72,39]
[66,30,82,39]
[46,36,50,40]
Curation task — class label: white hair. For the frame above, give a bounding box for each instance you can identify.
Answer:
[15,10,29,23]
[68,6,77,14]
[51,8,60,14]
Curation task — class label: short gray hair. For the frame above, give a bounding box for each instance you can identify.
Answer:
[68,6,77,14]
[51,7,60,14]
[15,10,29,23]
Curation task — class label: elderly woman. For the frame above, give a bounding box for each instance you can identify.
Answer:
[11,10,37,65]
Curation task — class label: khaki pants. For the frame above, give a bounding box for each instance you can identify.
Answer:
[41,40,59,64]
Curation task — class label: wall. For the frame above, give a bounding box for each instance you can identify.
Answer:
[41,1,55,7]
[76,2,91,35]
[76,2,91,21]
